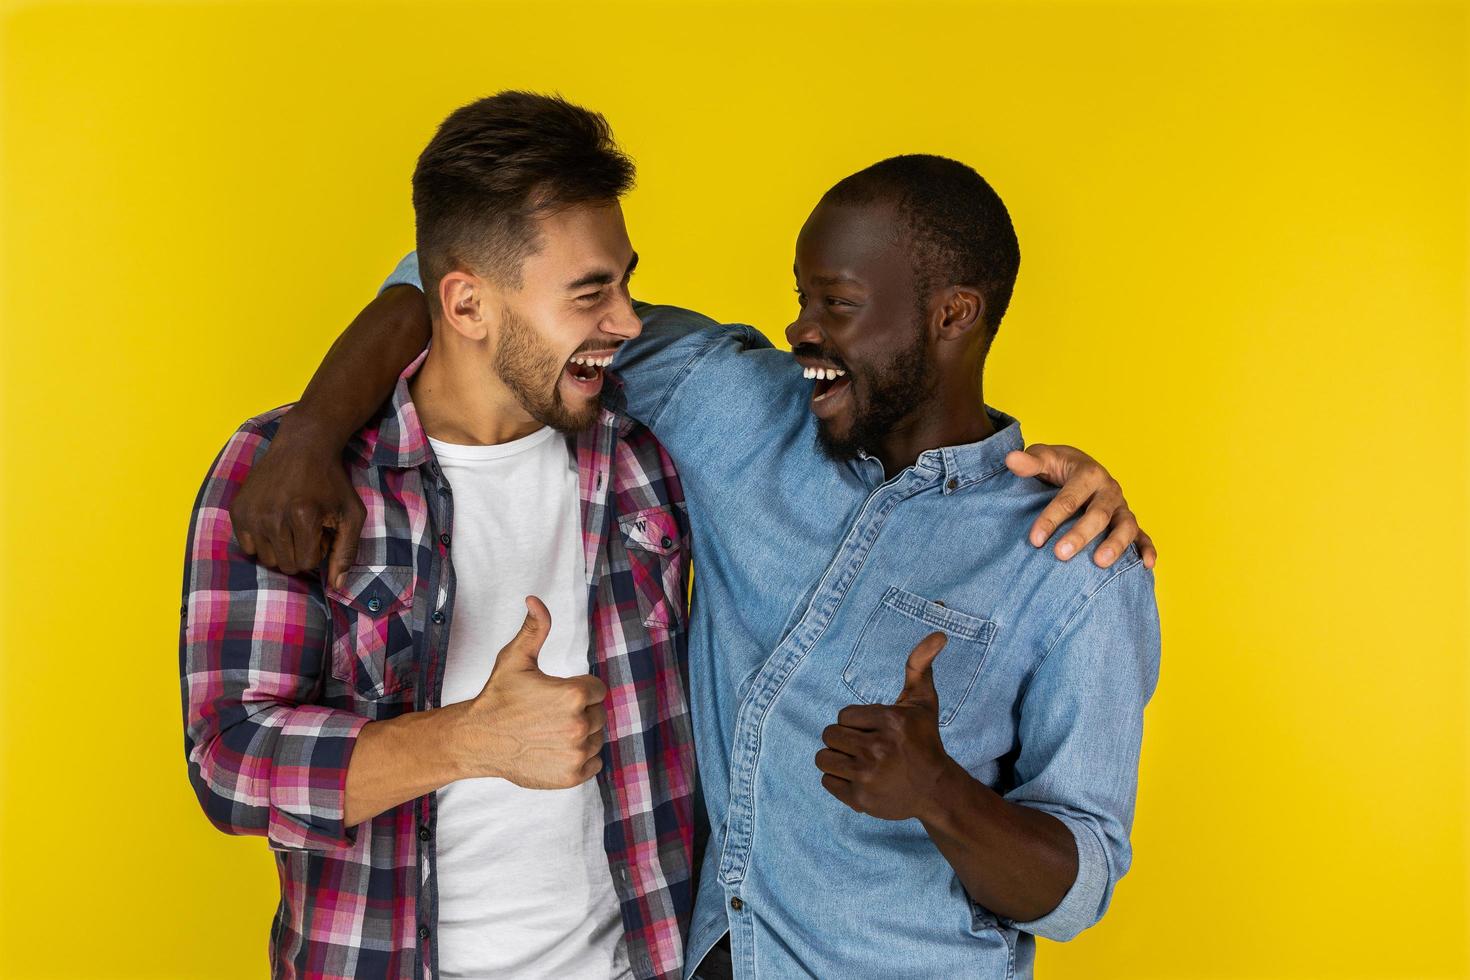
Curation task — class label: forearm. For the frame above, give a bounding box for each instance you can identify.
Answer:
[919,762,1079,922]
[343,701,474,827]
[277,284,432,448]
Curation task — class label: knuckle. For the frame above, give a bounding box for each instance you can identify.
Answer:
[1053,492,1082,511]
[262,516,287,544]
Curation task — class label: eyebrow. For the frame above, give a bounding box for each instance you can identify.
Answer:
[793,264,862,288]
[567,251,640,291]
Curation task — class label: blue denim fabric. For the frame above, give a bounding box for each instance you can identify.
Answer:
[383,254,1161,980]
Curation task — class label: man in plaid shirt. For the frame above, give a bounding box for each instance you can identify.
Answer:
[181,94,695,979]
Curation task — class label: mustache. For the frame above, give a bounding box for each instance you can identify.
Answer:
[790,343,849,371]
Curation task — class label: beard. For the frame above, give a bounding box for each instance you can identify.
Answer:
[816,324,934,462]
[494,304,600,434]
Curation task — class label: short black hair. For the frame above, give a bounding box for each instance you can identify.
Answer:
[412,91,635,311]
[825,154,1020,333]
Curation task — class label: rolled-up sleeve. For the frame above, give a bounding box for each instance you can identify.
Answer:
[179,422,368,852]
[379,250,421,293]
[1002,555,1161,941]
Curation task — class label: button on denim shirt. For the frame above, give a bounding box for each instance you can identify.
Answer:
[383,254,1161,980]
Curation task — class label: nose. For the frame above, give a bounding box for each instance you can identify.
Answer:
[602,293,643,342]
[785,306,822,350]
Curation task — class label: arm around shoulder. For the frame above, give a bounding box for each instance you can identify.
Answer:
[230,253,432,583]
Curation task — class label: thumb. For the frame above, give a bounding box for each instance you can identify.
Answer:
[897,631,947,708]
[323,509,363,593]
[1005,445,1050,480]
[492,596,552,674]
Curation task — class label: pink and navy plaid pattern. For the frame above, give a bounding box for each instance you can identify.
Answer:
[181,357,695,979]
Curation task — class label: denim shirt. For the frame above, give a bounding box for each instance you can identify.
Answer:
[383,255,1160,980]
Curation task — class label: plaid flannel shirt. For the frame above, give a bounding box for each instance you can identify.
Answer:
[180,355,695,979]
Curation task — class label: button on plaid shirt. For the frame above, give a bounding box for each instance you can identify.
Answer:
[180,355,695,979]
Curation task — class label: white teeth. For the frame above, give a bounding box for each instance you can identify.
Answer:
[802,366,848,381]
[570,355,614,368]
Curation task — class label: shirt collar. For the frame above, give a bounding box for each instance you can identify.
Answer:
[365,350,433,471]
[595,369,638,438]
[914,406,1025,495]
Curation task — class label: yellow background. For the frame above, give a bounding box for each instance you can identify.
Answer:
[1,1,1466,977]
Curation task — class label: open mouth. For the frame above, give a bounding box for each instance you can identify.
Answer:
[562,350,616,394]
[803,364,853,404]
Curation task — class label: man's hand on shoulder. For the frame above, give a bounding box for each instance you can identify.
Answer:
[230,416,364,589]
[1005,443,1157,570]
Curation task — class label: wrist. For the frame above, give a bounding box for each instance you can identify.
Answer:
[430,701,483,781]
[274,408,343,454]
[916,757,977,828]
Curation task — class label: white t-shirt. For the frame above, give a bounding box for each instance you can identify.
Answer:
[428,428,630,980]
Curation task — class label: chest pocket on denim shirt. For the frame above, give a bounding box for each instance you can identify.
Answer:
[326,564,416,698]
[618,506,685,631]
[844,586,997,727]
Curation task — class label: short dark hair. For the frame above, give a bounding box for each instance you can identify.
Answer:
[825,154,1020,333]
[412,91,635,310]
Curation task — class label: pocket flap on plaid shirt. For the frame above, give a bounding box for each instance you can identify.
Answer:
[618,507,680,556]
[326,564,415,618]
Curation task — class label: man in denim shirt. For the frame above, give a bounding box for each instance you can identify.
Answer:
[236,146,1158,977]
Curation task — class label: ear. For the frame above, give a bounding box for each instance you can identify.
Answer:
[934,285,985,342]
[439,270,492,342]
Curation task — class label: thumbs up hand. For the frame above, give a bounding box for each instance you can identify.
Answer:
[457,596,609,790]
[815,631,961,821]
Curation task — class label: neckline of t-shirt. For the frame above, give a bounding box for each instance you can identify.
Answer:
[428,426,559,462]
